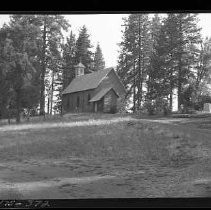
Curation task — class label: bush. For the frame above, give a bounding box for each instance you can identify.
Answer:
[143,98,171,116]
[117,97,128,114]
[146,101,155,115]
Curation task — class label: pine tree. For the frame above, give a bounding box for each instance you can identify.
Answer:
[146,14,180,113]
[130,14,152,111]
[75,25,93,73]
[174,13,201,110]
[117,16,136,112]
[36,15,70,116]
[46,34,63,115]
[146,14,201,113]
[62,31,76,89]
[0,27,10,119]
[190,37,211,107]
[146,14,163,114]
[117,14,151,112]
[1,15,41,123]
[93,43,105,71]
[117,18,135,111]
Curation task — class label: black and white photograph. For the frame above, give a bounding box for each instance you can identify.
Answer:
[0,12,211,207]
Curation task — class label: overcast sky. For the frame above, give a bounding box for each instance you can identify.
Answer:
[0,13,211,68]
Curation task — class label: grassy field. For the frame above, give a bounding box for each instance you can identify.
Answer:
[0,113,211,199]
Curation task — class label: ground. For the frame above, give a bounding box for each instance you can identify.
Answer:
[0,113,211,199]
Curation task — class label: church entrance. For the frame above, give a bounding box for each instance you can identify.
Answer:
[94,97,104,112]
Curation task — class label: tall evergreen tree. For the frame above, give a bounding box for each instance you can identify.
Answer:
[146,14,179,113]
[75,25,93,73]
[146,14,163,113]
[189,37,211,107]
[146,14,201,113]
[46,33,64,115]
[117,14,151,112]
[1,15,41,123]
[174,13,201,110]
[0,26,10,119]
[35,15,70,116]
[130,14,151,110]
[93,43,105,71]
[62,31,76,89]
[117,16,137,111]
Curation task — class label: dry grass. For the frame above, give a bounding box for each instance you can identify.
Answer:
[0,114,211,198]
[0,188,24,199]
[0,114,210,167]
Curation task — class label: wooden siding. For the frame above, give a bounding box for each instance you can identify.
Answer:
[62,69,126,113]
[62,89,95,113]
[97,97,104,112]
[103,89,118,113]
[93,70,125,110]
[94,70,125,97]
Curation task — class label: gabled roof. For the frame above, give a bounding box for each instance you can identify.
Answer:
[62,67,113,94]
[89,87,119,102]
[75,62,85,68]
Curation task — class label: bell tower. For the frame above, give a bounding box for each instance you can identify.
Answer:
[75,61,85,78]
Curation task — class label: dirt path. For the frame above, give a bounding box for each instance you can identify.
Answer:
[0,156,147,199]
[0,156,210,199]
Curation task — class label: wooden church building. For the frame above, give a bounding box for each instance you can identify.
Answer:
[62,62,126,113]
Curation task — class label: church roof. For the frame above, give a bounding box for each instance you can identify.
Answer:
[62,67,113,94]
[75,62,85,68]
[89,87,119,102]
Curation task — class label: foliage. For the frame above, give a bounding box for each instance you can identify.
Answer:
[35,15,70,116]
[0,27,10,119]
[93,43,105,71]
[117,14,152,112]
[75,25,93,73]
[117,97,129,113]
[0,15,41,122]
[118,13,205,115]
[62,31,76,89]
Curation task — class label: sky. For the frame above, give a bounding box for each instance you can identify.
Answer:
[1,13,211,68]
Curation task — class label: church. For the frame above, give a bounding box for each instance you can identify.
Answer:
[62,62,126,113]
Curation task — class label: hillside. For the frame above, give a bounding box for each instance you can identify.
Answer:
[0,114,211,198]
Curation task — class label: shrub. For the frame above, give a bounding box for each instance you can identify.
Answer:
[117,97,129,114]
[143,98,170,116]
[143,100,156,115]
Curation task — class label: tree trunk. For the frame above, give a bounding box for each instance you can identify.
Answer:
[61,96,64,116]
[140,53,144,109]
[47,96,50,114]
[8,110,11,124]
[169,69,173,112]
[15,89,21,124]
[26,108,30,122]
[170,92,173,112]
[137,15,141,111]
[178,17,183,111]
[40,20,47,116]
[178,54,182,111]
[133,59,136,113]
[50,70,54,115]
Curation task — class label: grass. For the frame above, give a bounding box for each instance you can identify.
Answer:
[0,113,211,198]
[0,188,24,199]
[0,114,210,167]
[0,112,132,126]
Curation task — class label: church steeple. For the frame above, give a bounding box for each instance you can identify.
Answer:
[75,60,85,78]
